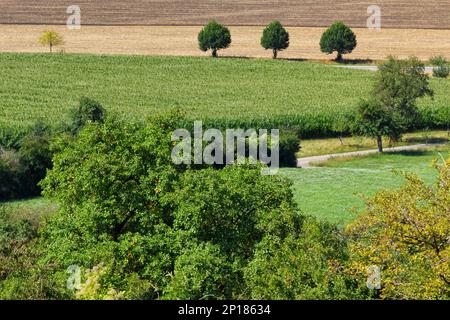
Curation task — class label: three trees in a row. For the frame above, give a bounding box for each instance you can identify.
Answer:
[199,20,357,60]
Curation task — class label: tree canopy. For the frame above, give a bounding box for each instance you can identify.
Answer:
[261,21,290,59]
[320,21,357,61]
[198,21,232,57]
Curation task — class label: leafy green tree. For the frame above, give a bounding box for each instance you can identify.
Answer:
[261,21,289,59]
[347,157,450,299]
[198,21,231,57]
[354,99,404,152]
[39,111,309,299]
[38,31,64,53]
[374,57,433,118]
[355,57,434,152]
[320,21,357,61]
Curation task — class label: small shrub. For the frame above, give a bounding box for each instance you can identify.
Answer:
[279,129,300,167]
[0,127,27,150]
[433,65,450,78]
[68,97,106,134]
[38,31,64,53]
[429,56,447,66]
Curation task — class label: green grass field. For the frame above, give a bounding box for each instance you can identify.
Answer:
[1,53,448,135]
[281,146,449,226]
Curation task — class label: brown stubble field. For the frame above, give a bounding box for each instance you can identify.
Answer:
[1,24,450,60]
[1,0,450,29]
[1,1,450,60]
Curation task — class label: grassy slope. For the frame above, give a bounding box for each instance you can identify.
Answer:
[281,147,449,226]
[1,53,448,132]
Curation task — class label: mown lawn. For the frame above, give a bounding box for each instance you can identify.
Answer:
[281,146,449,226]
[1,53,448,133]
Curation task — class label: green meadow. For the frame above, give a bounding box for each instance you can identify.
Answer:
[281,146,449,226]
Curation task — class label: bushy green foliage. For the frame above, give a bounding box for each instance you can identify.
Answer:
[0,126,27,150]
[164,243,233,300]
[279,129,300,167]
[429,58,449,81]
[0,205,61,300]
[433,64,450,79]
[261,21,289,59]
[347,157,450,299]
[245,215,366,299]
[198,21,231,57]
[375,57,433,118]
[320,21,357,61]
[0,123,52,200]
[68,97,106,134]
[430,56,448,67]
[35,111,361,299]
[353,99,405,152]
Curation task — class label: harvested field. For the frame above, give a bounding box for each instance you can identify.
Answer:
[1,1,450,29]
[1,24,450,60]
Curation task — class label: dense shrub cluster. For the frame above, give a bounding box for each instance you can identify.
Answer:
[430,56,450,79]
[0,97,106,201]
[0,123,52,200]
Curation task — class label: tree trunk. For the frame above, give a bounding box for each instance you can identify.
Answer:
[376,135,383,153]
[273,49,278,59]
[50,43,53,53]
[212,49,217,58]
[336,52,342,62]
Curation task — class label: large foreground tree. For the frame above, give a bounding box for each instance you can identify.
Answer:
[347,157,450,299]
[36,111,361,300]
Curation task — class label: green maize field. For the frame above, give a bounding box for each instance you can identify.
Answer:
[1,53,449,137]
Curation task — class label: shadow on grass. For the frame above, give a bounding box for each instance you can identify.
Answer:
[404,137,449,144]
[337,58,375,65]
[280,58,308,62]
[219,55,252,60]
[384,150,430,157]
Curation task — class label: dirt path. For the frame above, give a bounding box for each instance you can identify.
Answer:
[297,143,448,168]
